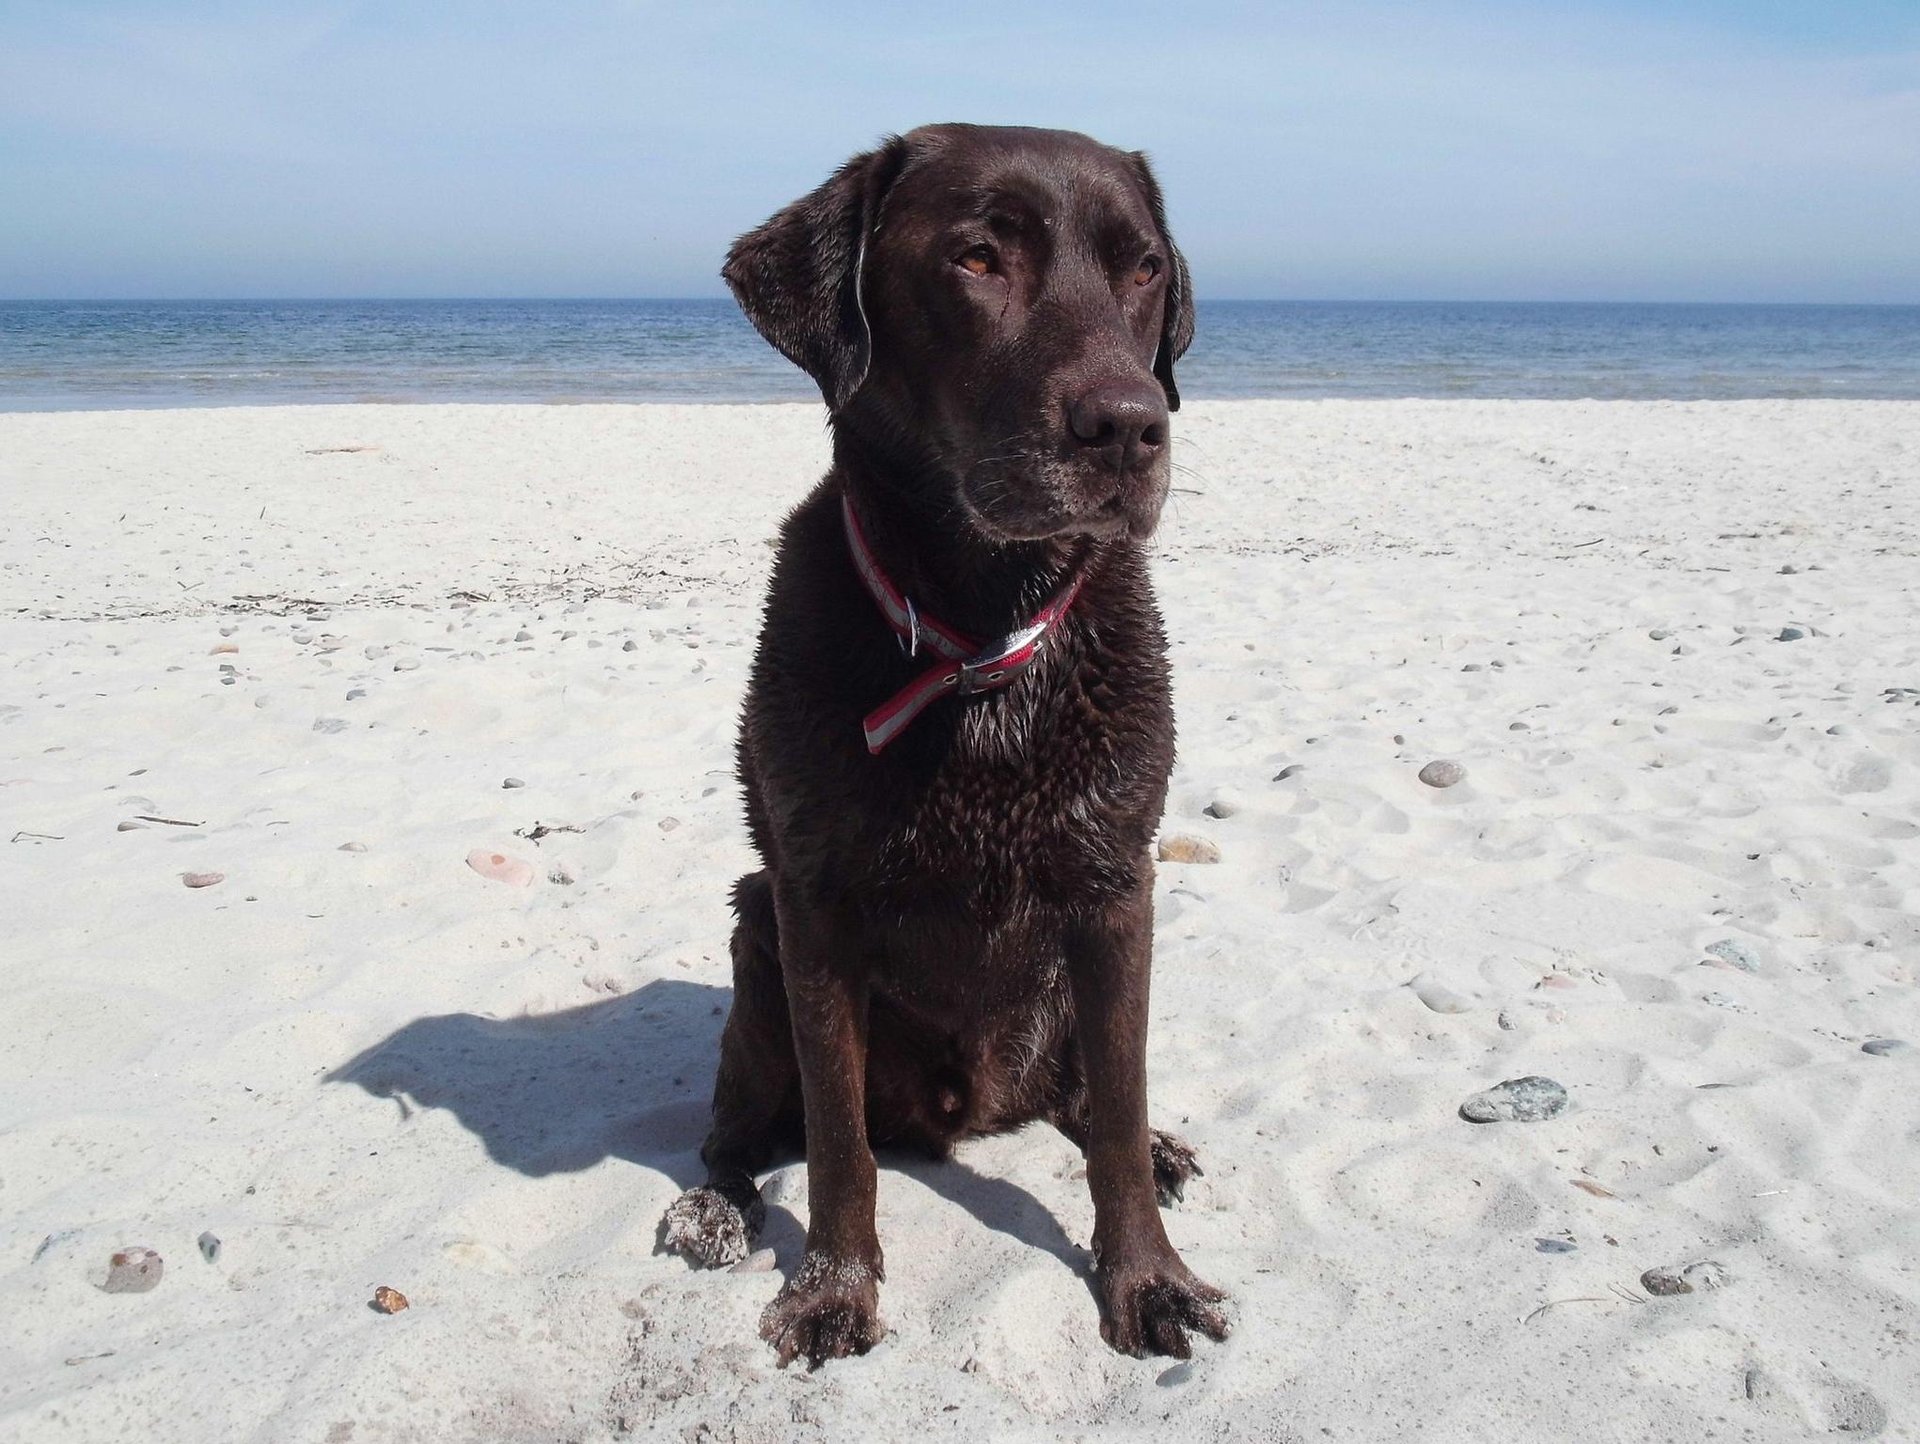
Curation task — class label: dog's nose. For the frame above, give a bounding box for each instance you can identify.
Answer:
[1067,381,1167,461]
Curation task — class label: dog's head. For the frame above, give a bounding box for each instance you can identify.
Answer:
[724,123,1193,543]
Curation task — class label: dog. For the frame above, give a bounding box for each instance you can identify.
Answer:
[660,123,1229,1368]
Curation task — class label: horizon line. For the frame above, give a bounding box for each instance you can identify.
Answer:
[5,295,1918,309]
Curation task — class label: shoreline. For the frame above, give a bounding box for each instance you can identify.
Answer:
[9,385,1920,414]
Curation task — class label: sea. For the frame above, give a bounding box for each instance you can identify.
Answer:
[2,299,1917,410]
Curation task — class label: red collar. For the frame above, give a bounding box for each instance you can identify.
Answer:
[841,493,1087,753]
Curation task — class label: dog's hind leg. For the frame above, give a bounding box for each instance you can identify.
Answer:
[1050,1088,1205,1208]
[661,871,799,1268]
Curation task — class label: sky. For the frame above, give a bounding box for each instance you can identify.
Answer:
[1,1,1916,302]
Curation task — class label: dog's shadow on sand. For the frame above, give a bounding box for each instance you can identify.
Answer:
[326,978,1084,1270]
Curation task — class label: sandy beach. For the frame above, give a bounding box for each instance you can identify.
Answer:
[2,399,1917,1442]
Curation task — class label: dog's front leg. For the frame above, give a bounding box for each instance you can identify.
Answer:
[757,888,885,1368]
[1065,874,1231,1358]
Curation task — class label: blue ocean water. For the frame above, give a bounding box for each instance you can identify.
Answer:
[1,298,1916,410]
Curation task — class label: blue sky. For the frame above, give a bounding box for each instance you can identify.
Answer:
[2,1,1915,301]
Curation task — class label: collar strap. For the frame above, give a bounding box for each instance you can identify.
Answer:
[840,493,1086,753]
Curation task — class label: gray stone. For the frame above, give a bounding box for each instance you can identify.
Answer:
[1703,938,1761,973]
[1418,759,1466,788]
[197,1232,221,1264]
[502,777,526,789]
[1777,626,1806,642]
[1641,1259,1730,1296]
[312,717,349,734]
[1459,1075,1568,1123]
[1862,1038,1911,1057]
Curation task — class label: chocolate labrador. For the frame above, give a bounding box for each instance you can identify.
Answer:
[661,123,1229,1368]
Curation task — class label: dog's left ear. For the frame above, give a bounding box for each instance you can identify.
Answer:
[1130,152,1195,412]
[722,136,909,413]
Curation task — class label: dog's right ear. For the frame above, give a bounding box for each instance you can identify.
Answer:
[722,137,909,414]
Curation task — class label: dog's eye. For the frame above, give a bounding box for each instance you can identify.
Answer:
[956,245,996,278]
[1133,256,1162,286]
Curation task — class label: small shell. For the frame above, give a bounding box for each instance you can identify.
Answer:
[371,1285,410,1314]
[465,849,534,887]
[182,871,225,889]
[103,1246,163,1293]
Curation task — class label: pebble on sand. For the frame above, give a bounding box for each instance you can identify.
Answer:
[1418,759,1466,788]
[1412,976,1473,1014]
[370,1285,410,1314]
[102,1246,163,1293]
[1459,1075,1569,1123]
[1641,1260,1731,1297]
[116,819,146,832]
[1702,938,1761,973]
[730,1248,777,1275]
[465,849,535,887]
[1157,835,1221,865]
[1862,1038,1911,1057]
[338,841,368,853]
[182,871,225,889]
[502,777,526,789]
[197,1232,221,1264]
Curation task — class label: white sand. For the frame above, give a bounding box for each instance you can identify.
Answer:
[2,400,1917,1442]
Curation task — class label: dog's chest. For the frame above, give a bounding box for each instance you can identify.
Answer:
[867,658,1164,913]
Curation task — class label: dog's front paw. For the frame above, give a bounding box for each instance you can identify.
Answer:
[759,1251,884,1369]
[1095,1252,1230,1359]
[1150,1129,1205,1206]
[660,1174,766,1269]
